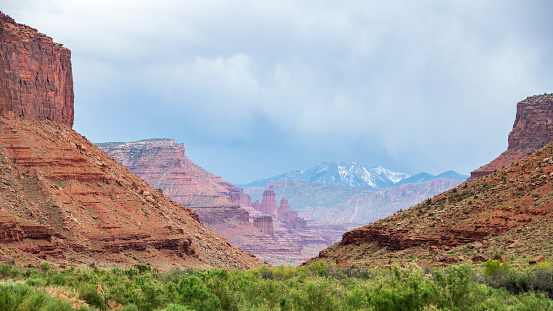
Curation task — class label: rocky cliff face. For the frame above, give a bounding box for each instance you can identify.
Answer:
[0,12,74,127]
[253,216,274,236]
[99,139,243,209]
[469,94,553,181]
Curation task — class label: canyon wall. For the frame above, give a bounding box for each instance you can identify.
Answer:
[99,139,243,209]
[0,11,74,127]
[469,94,553,181]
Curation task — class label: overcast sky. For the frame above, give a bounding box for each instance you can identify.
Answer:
[3,1,553,184]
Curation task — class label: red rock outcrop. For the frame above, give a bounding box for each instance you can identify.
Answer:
[260,185,279,216]
[99,139,242,208]
[469,94,553,181]
[253,216,274,236]
[98,139,254,231]
[0,11,74,127]
[240,190,252,207]
[277,197,307,230]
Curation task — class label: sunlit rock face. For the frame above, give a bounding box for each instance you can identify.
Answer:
[0,12,74,127]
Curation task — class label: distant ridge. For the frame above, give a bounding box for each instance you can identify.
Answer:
[239,162,468,189]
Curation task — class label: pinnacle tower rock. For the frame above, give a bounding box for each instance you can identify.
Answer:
[469,94,553,181]
[0,12,74,127]
[280,197,291,212]
[278,197,298,222]
[261,185,279,216]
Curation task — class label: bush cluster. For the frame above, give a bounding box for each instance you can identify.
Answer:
[0,262,552,310]
[484,260,553,298]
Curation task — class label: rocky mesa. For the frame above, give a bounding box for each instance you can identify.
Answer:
[0,12,262,270]
[469,94,553,181]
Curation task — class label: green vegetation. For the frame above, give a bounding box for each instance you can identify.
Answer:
[1,262,553,310]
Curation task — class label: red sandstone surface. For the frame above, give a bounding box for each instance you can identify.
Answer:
[0,117,261,269]
[469,94,553,181]
[0,12,74,128]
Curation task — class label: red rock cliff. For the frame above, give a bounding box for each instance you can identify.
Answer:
[0,12,74,127]
[469,94,553,181]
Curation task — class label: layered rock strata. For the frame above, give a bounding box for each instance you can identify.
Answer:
[469,94,553,181]
[0,11,74,127]
[98,139,251,228]
[0,116,262,269]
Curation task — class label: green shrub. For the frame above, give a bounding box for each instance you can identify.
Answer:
[80,285,107,310]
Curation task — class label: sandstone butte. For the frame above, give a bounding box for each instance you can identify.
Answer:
[0,11,262,270]
[306,94,553,268]
[469,94,553,181]
[0,12,73,128]
[99,140,343,266]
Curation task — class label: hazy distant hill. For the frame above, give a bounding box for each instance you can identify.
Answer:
[239,162,468,189]
[245,178,463,224]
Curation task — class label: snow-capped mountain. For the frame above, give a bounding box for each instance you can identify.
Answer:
[239,162,411,189]
[238,162,469,190]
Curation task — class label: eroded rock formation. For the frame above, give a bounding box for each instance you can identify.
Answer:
[253,216,274,236]
[469,94,553,181]
[98,139,252,229]
[260,185,279,216]
[0,11,74,127]
[277,197,307,230]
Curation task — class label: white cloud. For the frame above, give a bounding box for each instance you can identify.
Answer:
[3,0,553,181]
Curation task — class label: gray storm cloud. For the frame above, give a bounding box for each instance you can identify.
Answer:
[3,0,552,183]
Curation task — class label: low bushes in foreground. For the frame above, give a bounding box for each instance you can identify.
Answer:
[0,262,552,310]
